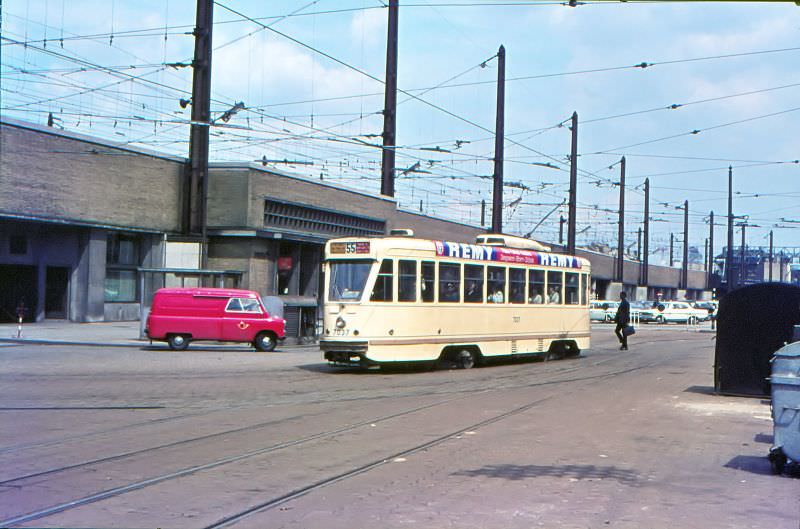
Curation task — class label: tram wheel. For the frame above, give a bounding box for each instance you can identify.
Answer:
[456,349,476,369]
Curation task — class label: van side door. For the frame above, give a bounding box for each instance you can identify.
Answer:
[222,297,265,342]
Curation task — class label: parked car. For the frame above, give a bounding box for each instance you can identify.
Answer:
[590,300,619,322]
[691,301,718,321]
[638,301,701,324]
[146,288,286,351]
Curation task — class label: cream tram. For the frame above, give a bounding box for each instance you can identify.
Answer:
[320,231,591,369]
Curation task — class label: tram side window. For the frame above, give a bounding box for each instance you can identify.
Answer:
[438,263,461,303]
[580,273,589,305]
[398,260,417,302]
[421,261,435,302]
[565,272,579,305]
[509,268,526,304]
[464,264,484,303]
[487,266,506,303]
[528,269,545,304]
[547,270,563,304]
[370,259,394,302]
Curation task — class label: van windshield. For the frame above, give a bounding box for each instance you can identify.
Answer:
[328,260,372,302]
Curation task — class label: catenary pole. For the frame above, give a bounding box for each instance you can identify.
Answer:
[188,0,214,268]
[769,230,774,282]
[380,0,399,197]
[726,166,735,291]
[642,178,649,286]
[567,112,578,254]
[491,45,506,234]
[682,200,689,289]
[616,157,626,282]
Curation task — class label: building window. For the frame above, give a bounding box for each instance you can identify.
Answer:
[105,233,140,302]
[9,235,27,255]
[264,199,384,237]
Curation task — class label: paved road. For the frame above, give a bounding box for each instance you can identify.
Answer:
[0,326,797,528]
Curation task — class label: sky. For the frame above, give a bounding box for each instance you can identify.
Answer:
[2,0,800,265]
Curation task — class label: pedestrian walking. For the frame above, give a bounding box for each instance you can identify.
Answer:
[614,291,631,350]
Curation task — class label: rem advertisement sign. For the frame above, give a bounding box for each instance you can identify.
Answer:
[434,241,582,269]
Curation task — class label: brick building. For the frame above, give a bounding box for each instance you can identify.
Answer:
[1,117,710,339]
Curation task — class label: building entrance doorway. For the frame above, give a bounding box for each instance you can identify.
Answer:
[45,266,70,319]
[0,265,37,323]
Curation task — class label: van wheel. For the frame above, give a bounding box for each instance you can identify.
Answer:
[456,349,476,369]
[167,334,189,351]
[254,332,277,352]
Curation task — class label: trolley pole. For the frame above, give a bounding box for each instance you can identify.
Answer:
[567,111,578,254]
[616,157,626,282]
[380,0,399,197]
[559,215,565,245]
[491,45,506,234]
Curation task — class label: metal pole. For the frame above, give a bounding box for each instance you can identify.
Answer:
[708,211,714,287]
[567,111,578,254]
[682,200,689,290]
[642,178,649,286]
[670,233,674,268]
[704,238,709,271]
[769,230,774,282]
[616,157,625,282]
[739,224,746,286]
[480,199,486,227]
[380,0,399,197]
[726,166,735,291]
[188,0,214,268]
[491,45,506,234]
[559,215,565,245]
[637,227,642,261]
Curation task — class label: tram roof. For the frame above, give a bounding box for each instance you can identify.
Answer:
[325,235,591,269]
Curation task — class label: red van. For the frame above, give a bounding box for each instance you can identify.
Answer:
[145,288,286,351]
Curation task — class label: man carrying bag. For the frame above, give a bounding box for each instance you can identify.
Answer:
[614,291,632,351]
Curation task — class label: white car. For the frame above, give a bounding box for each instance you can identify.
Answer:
[638,301,701,324]
[590,300,619,322]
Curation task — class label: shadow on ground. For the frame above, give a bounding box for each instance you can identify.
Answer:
[453,463,641,485]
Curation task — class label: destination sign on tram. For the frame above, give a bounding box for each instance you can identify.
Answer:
[330,241,371,254]
[434,240,581,269]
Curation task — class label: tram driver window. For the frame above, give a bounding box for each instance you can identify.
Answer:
[565,272,579,305]
[438,263,460,303]
[547,271,563,304]
[528,269,545,304]
[370,259,394,302]
[398,260,417,302]
[464,264,484,303]
[487,266,506,303]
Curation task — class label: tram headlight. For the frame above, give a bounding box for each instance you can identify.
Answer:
[335,316,346,329]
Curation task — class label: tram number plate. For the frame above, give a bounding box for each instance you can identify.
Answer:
[333,329,350,336]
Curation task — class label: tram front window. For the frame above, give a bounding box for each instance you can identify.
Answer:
[328,261,372,301]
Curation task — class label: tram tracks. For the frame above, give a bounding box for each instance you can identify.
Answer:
[0,346,678,528]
